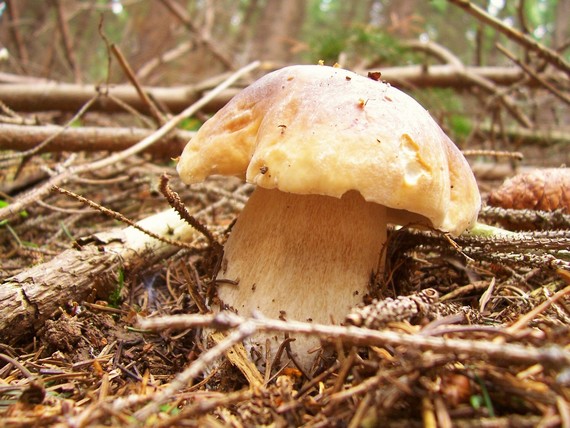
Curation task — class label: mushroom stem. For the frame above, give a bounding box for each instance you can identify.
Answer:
[216,187,387,369]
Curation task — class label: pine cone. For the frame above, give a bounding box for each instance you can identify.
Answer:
[488,168,570,212]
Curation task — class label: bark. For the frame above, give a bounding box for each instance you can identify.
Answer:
[0,209,197,345]
[0,124,195,158]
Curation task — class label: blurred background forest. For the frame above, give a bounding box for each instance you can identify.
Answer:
[0,0,569,166]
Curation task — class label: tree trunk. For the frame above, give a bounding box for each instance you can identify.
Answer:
[553,0,570,50]
[250,0,306,62]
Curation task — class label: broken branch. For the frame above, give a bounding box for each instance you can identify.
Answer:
[138,311,570,368]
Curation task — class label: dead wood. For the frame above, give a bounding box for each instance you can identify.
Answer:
[0,123,195,157]
[0,208,197,345]
[0,61,260,222]
[367,62,553,89]
[0,81,239,116]
[139,311,570,368]
[476,124,570,147]
[0,65,560,116]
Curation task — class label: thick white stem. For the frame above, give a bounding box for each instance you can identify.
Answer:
[216,187,387,369]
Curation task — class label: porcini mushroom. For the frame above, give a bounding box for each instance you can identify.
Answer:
[177,65,480,370]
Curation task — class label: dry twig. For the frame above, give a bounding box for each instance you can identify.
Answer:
[0,60,260,222]
[110,43,167,125]
[449,0,570,75]
[139,311,570,368]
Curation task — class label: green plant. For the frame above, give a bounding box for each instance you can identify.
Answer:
[108,267,124,307]
[0,200,28,226]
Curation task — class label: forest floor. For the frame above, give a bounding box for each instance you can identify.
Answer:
[1,150,569,427]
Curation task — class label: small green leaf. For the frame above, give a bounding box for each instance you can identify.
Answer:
[179,117,203,131]
[0,199,28,222]
[108,268,124,307]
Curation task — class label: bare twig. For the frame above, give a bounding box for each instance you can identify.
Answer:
[496,43,570,105]
[0,60,260,222]
[110,44,166,125]
[138,311,570,367]
[404,39,463,68]
[158,0,235,70]
[449,0,570,75]
[53,186,197,249]
[136,41,194,81]
[50,0,82,82]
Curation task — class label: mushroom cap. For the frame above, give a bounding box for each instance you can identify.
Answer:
[177,65,480,235]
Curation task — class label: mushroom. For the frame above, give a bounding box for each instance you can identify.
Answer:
[177,65,481,370]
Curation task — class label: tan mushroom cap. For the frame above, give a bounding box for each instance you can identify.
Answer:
[178,65,480,235]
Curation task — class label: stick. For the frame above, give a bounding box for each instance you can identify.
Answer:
[138,311,570,368]
[0,124,194,157]
[0,60,260,222]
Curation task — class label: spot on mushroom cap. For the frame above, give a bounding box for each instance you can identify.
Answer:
[177,65,480,235]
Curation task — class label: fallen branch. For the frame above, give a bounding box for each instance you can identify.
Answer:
[0,174,248,344]
[0,80,239,115]
[476,124,570,147]
[0,65,559,115]
[375,64,529,87]
[138,311,570,368]
[0,60,260,222]
[0,208,197,344]
[0,123,195,157]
